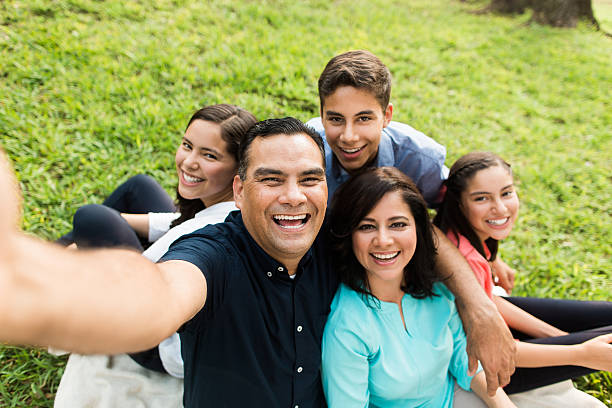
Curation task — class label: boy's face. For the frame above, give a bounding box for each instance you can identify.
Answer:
[321,86,392,173]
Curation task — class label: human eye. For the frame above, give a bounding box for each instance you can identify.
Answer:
[390,221,408,229]
[181,141,192,150]
[301,176,324,186]
[502,189,514,197]
[357,115,372,122]
[203,152,218,160]
[260,177,282,184]
[327,116,344,124]
[473,195,487,202]
[357,223,375,231]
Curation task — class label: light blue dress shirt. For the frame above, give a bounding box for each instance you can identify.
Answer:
[306,117,448,206]
[321,283,478,408]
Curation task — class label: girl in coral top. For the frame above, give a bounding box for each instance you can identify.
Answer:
[434,151,612,394]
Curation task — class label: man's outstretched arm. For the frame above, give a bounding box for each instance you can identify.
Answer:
[0,148,206,354]
[433,226,517,396]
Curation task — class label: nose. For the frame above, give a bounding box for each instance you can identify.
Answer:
[183,151,199,169]
[492,197,508,213]
[339,122,359,144]
[374,227,393,247]
[279,180,307,206]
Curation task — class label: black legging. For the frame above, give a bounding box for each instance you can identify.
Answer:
[503,296,612,394]
[57,174,175,249]
[57,174,175,373]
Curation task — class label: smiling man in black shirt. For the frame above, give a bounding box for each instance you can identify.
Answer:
[161,118,337,407]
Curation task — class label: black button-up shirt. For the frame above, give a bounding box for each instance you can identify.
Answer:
[161,211,339,408]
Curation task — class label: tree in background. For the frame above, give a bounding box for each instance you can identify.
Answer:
[483,0,601,29]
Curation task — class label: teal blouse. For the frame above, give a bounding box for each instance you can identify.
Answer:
[321,283,479,408]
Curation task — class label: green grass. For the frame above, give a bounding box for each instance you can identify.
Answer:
[1,0,611,405]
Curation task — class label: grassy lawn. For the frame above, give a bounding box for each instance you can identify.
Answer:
[1,0,611,406]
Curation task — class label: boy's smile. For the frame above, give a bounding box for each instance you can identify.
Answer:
[321,86,392,173]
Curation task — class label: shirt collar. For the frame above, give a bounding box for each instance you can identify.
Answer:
[228,211,314,281]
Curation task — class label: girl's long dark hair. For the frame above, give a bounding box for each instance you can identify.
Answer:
[329,167,439,302]
[433,152,512,261]
[170,104,257,228]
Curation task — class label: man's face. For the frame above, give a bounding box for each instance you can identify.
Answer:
[321,86,392,173]
[233,133,327,269]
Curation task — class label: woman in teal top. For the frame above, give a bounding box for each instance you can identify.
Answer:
[322,167,515,408]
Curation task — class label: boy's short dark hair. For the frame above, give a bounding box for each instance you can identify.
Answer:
[318,50,392,112]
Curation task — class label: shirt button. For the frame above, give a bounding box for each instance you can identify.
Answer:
[297,325,303,332]
[266,271,272,277]
[277,266,284,272]
[297,366,303,373]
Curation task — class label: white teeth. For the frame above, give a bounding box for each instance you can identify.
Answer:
[487,218,508,226]
[371,252,399,260]
[342,147,361,153]
[274,214,307,221]
[278,224,303,230]
[183,172,203,183]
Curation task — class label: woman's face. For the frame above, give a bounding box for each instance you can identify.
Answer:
[352,191,417,290]
[175,120,238,206]
[460,165,519,242]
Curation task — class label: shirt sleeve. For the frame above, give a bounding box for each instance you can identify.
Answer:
[159,230,229,330]
[384,122,448,207]
[305,117,325,136]
[148,212,180,242]
[321,302,371,408]
[447,296,481,391]
[464,252,494,300]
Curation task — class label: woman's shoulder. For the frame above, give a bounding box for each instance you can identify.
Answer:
[324,284,379,350]
[431,281,455,302]
[446,230,482,260]
[327,284,376,328]
[409,282,457,321]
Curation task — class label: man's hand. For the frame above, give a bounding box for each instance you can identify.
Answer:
[0,148,22,234]
[462,300,517,396]
[490,256,516,294]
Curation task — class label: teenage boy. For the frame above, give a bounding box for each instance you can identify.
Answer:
[307,50,516,292]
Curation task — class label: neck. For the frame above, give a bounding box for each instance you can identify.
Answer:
[368,277,404,304]
[201,188,234,208]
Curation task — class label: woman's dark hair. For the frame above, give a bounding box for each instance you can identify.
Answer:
[171,104,257,227]
[433,152,512,262]
[329,167,439,302]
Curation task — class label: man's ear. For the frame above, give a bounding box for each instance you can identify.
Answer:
[233,175,244,210]
[383,103,393,128]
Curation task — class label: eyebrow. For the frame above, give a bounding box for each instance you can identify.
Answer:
[469,184,514,196]
[253,168,325,178]
[183,137,223,156]
[301,168,325,177]
[324,110,376,117]
[253,168,284,178]
[361,215,410,222]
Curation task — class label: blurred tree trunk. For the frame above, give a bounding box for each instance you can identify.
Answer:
[531,0,599,28]
[486,0,599,28]
[489,0,530,13]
